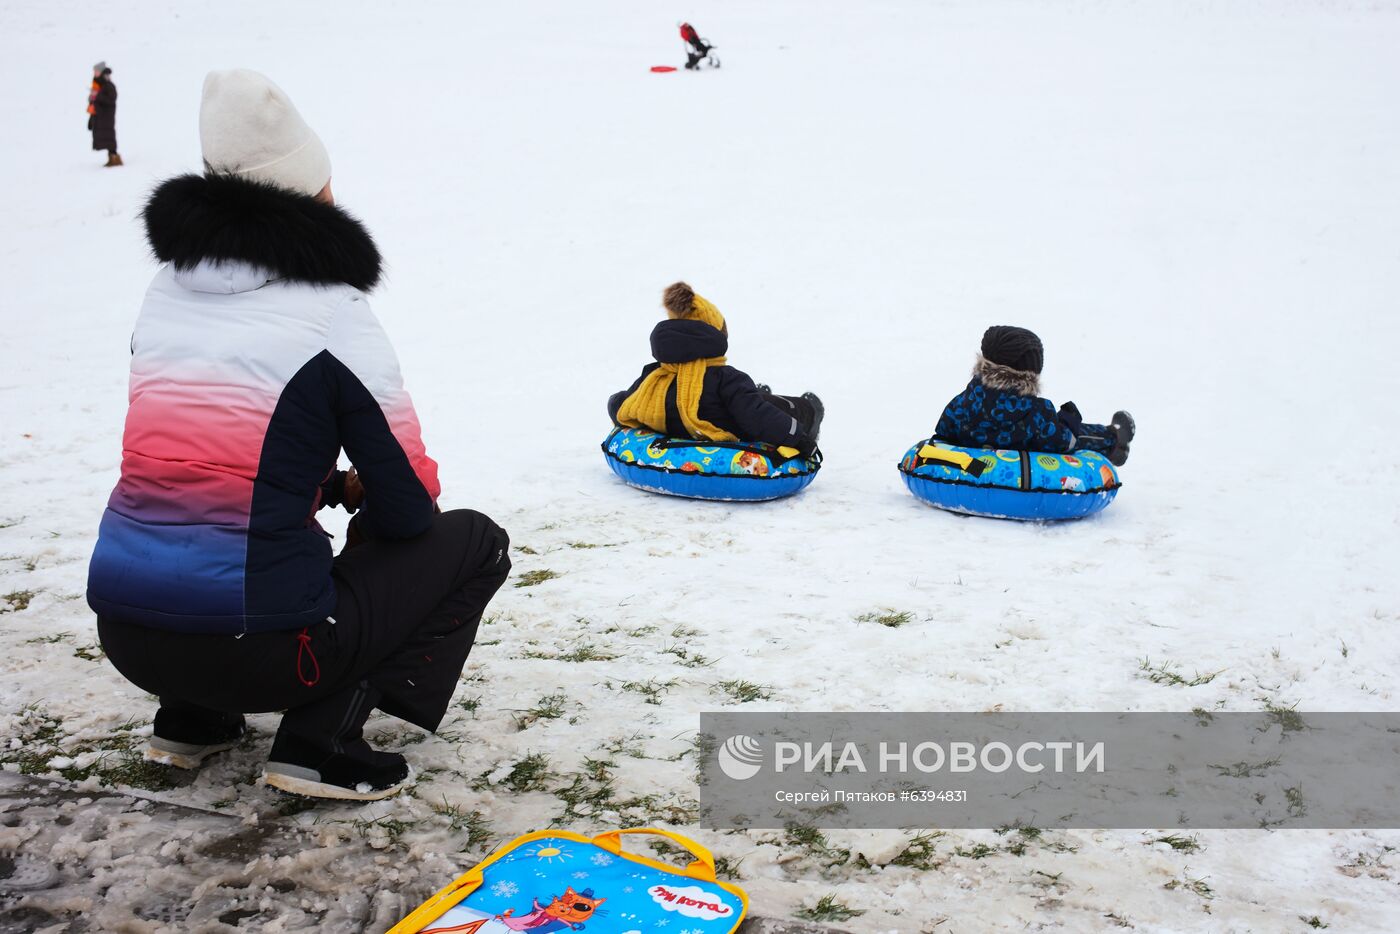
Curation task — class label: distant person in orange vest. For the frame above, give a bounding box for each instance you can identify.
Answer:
[678,22,713,70]
[89,62,121,167]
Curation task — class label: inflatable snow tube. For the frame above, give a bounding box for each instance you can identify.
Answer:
[602,426,820,502]
[898,439,1120,521]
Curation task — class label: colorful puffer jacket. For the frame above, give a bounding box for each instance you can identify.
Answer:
[87,173,439,634]
[934,356,1078,453]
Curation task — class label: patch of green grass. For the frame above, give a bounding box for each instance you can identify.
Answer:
[2,590,37,613]
[24,631,72,645]
[516,692,569,729]
[514,545,539,555]
[617,678,678,705]
[1148,833,1201,853]
[712,680,774,703]
[554,757,618,821]
[522,642,617,662]
[604,732,650,759]
[889,831,945,870]
[73,645,105,662]
[613,791,700,826]
[1300,915,1330,929]
[456,695,483,716]
[996,825,1043,856]
[492,753,553,793]
[349,816,417,849]
[514,569,560,588]
[1164,871,1214,900]
[1139,657,1222,687]
[1285,784,1307,818]
[855,609,913,628]
[795,894,864,923]
[92,750,185,791]
[663,644,713,668]
[0,705,183,792]
[670,624,702,639]
[648,838,688,861]
[713,854,744,880]
[996,824,1041,839]
[431,799,493,851]
[566,541,617,550]
[1209,757,1281,778]
[644,836,736,871]
[1263,700,1307,733]
[784,823,852,867]
[953,842,997,860]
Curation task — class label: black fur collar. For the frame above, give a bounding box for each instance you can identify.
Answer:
[143,174,382,291]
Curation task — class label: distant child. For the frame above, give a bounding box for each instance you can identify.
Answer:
[608,282,823,455]
[679,22,713,70]
[935,326,1134,465]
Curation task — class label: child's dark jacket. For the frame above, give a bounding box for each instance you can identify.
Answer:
[608,319,809,450]
[934,356,1079,453]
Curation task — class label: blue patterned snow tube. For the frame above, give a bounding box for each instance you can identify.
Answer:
[898,439,1120,520]
[602,427,821,502]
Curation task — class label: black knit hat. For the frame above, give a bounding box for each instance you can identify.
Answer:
[980,325,1044,374]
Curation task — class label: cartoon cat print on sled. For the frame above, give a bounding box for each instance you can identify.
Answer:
[418,885,605,934]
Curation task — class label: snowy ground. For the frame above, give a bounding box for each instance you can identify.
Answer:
[3,0,1400,930]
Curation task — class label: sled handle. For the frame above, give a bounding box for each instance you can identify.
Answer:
[917,442,987,477]
[591,827,717,882]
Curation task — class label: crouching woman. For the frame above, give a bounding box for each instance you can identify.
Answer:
[86,69,509,801]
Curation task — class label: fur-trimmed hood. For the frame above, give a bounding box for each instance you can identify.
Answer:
[974,353,1040,395]
[142,174,381,292]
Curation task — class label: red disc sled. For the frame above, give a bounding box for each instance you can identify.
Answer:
[650,65,677,73]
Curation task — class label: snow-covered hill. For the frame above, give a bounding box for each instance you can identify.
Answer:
[2,0,1398,930]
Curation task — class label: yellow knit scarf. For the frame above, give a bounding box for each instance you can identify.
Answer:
[615,293,738,442]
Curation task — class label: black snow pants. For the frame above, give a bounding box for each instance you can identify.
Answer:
[97,509,510,750]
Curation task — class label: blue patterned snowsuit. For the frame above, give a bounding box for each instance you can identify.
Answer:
[934,378,1115,454]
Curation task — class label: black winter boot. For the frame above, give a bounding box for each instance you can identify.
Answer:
[147,705,246,769]
[801,392,825,442]
[263,679,411,801]
[264,733,409,801]
[1108,411,1135,467]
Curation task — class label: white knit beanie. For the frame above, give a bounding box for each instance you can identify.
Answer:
[199,69,331,198]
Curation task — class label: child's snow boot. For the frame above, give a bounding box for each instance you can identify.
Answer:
[1108,410,1135,466]
[802,392,825,442]
[104,152,123,167]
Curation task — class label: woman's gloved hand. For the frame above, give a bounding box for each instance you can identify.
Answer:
[343,468,365,511]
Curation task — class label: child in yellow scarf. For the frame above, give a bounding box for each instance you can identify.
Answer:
[609,283,824,455]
